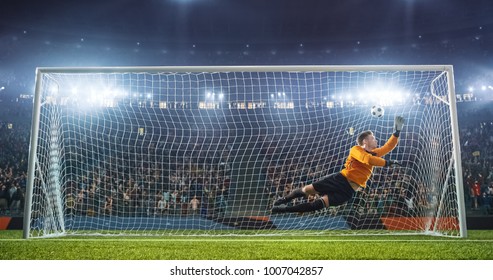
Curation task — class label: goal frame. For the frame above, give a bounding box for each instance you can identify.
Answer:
[23,65,467,238]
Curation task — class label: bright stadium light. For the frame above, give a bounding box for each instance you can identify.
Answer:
[71,87,78,96]
[49,85,59,95]
[102,88,113,96]
[359,82,408,106]
[64,85,125,108]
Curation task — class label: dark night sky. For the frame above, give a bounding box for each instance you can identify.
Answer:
[1,0,493,94]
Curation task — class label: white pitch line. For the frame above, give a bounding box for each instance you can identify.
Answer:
[2,239,493,242]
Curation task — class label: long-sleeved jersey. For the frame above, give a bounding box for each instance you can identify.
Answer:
[340,134,399,187]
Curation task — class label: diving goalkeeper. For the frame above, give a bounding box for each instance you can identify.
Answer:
[271,115,405,214]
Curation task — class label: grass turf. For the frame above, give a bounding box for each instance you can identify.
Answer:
[1,230,492,260]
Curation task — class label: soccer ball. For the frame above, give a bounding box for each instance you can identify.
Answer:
[371,105,384,118]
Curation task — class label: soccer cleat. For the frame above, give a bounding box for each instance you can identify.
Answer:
[273,197,288,206]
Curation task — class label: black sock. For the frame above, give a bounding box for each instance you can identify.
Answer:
[284,188,306,202]
[283,199,326,213]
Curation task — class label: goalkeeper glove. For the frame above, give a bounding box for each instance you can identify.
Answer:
[385,160,401,168]
[393,116,405,137]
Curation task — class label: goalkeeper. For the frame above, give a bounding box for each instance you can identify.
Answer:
[271,116,405,214]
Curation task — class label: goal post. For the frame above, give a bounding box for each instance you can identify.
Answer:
[23,65,467,238]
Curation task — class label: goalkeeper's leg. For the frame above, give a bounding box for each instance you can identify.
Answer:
[272,196,328,214]
[273,187,307,206]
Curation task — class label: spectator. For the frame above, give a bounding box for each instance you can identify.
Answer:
[9,185,23,215]
[65,191,76,215]
[471,181,481,210]
[156,197,167,216]
[479,192,492,215]
[104,196,113,216]
[189,196,200,216]
[0,185,9,214]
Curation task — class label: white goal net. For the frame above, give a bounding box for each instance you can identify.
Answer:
[24,66,467,238]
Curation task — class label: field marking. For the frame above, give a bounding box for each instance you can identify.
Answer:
[3,238,493,242]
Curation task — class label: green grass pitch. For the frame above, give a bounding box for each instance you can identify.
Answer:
[1,230,493,260]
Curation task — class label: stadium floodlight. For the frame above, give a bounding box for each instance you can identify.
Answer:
[24,65,467,238]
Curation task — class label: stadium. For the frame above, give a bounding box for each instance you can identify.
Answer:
[1,66,493,255]
[1,1,492,277]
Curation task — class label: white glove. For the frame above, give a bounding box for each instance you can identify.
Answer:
[394,116,405,132]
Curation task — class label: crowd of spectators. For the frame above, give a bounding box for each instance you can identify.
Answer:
[60,126,233,219]
[1,99,493,219]
[0,95,29,215]
[460,122,493,215]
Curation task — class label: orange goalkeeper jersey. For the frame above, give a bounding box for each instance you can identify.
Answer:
[340,134,399,187]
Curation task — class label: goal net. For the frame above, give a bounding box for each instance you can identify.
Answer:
[24,66,467,238]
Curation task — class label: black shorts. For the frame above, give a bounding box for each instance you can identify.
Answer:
[312,172,355,206]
